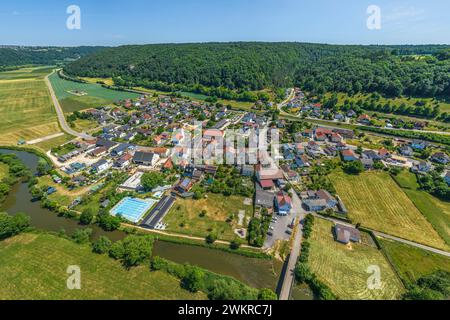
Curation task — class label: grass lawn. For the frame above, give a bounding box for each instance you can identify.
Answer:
[33,134,75,152]
[0,233,205,300]
[164,193,254,241]
[308,218,404,300]
[0,67,61,145]
[72,118,99,132]
[49,72,139,113]
[37,175,90,207]
[392,171,450,247]
[0,163,8,180]
[329,171,448,250]
[379,238,450,285]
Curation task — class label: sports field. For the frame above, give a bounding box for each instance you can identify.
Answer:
[49,72,139,113]
[0,67,60,145]
[308,218,404,300]
[379,238,450,285]
[329,171,448,250]
[0,233,205,300]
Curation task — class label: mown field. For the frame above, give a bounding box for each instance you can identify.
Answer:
[379,238,450,285]
[0,67,61,145]
[330,171,448,250]
[49,73,139,113]
[308,218,404,300]
[164,193,254,241]
[0,233,205,300]
[392,170,450,247]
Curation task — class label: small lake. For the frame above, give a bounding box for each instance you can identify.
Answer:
[0,148,312,298]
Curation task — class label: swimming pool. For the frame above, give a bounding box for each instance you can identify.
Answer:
[110,197,157,223]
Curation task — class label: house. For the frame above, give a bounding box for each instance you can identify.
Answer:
[176,178,194,194]
[90,147,108,157]
[114,153,133,169]
[330,133,343,143]
[241,165,255,177]
[91,159,112,174]
[255,190,274,213]
[275,192,292,216]
[341,149,358,162]
[96,139,117,151]
[378,148,390,159]
[303,199,327,212]
[410,140,428,151]
[111,144,130,157]
[445,172,450,186]
[357,114,371,124]
[316,189,337,208]
[361,158,374,170]
[295,155,311,168]
[398,146,414,157]
[431,152,450,165]
[334,224,361,244]
[362,150,381,161]
[203,129,224,141]
[133,151,159,167]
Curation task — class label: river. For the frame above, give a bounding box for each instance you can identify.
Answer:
[0,148,313,298]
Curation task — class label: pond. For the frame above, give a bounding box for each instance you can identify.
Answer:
[0,148,313,297]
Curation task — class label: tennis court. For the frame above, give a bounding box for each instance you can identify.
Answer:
[110,197,157,223]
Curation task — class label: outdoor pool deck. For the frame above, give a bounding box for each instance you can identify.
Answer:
[110,197,158,223]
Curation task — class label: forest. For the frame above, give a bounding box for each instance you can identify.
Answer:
[64,43,450,101]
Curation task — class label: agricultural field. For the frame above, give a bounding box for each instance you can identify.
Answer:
[308,218,404,300]
[379,238,450,285]
[33,134,75,152]
[392,170,450,247]
[48,72,140,113]
[164,193,254,241]
[330,171,448,250]
[0,67,61,145]
[0,233,205,300]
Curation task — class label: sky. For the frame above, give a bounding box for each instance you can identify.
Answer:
[0,0,449,46]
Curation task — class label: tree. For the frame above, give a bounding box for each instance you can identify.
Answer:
[71,228,93,244]
[92,236,112,254]
[141,172,165,192]
[342,161,364,175]
[229,239,241,250]
[258,288,278,300]
[97,213,121,231]
[36,159,49,176]
[0,212,30,240]
[109,235,154,267]
[79,208,94,225]
[205,233,217,244]
[182,266,205,292]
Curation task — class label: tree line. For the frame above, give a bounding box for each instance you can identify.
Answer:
[64,43,450,101]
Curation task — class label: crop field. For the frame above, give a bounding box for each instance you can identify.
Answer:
[379,238,450,285]
[0,68,61,145]
[392,171,450,247]
[164,193,254,241]
[308,218,404,300]
[0,233,205,300]
[0,66,54,81]
[49,73,139,113]
[330,171,448,250]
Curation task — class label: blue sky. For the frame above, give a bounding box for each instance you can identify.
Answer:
[0,0,449,46]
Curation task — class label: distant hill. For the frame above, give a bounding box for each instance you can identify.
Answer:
[0,46,106,68]
[64,42,450,100]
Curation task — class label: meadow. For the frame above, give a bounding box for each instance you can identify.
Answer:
[48,72,139,113]
[0,233,205,300]
[308,218,404,300]
[392,170,450,247]
[0,67,61,145]
[164,193,254,241]
[329,171,448,250]
[379,238,450,285]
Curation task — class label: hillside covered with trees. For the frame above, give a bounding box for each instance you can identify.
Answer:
[64,43,450,101]
[0,46,104,68]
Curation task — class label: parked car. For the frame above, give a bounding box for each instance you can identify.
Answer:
[267,231,273,237]
[285,230,292,235]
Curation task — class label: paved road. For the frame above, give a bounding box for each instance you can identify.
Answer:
[312,213,450,258]
[45,71,93,140]
[279,189,307,300]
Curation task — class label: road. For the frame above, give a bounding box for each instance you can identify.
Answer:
[26,132,65,145]
[45,71,93,140]
[278,189,307,300]
[312,213,450,258]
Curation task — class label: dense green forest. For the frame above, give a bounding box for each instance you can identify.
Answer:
[65,43,450,101]
[0,46,104,67]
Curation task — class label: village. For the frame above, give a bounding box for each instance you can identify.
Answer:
[33,88,450,253]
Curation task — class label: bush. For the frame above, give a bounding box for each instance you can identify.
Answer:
[0,212,30,240]
[109,235,154,267]
[79,208,95,225]
[71,228,92,244]
[97,213,121,231]
[258,288,278,300]
[92,236,112,254]
[181,266,205,292]
[205,233,217,244]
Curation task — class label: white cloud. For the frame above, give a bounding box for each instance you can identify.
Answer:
[384,6,426,24]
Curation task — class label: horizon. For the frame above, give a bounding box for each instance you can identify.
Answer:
[1,0,450,46]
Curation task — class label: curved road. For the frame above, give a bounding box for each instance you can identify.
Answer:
[45,71,93,140]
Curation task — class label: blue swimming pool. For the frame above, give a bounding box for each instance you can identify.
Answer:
[110,197,157,223]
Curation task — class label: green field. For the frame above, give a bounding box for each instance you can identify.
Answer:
[330,171,448,250]
[49,72,139,113]
[308,218,404,300]
[0,233,205,300]
[0,67,61,145]
[392,171,450,247]
[0,163,8,180]
[379,238,450,285]
[164,193,254,241]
